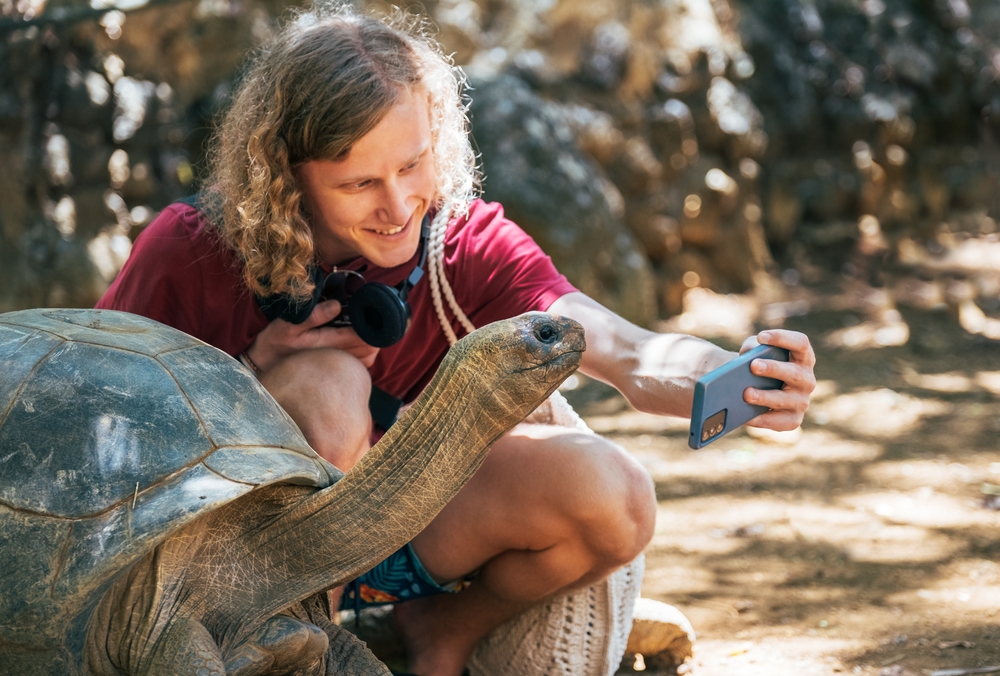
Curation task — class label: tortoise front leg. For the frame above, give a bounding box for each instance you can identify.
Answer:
[142,616,224,676]
[297,594,392,676]
[324,624,392,676]
[224,615,328,676]
[222,614,391,676]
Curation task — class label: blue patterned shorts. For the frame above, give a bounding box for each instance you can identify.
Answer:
[339,543,473,610]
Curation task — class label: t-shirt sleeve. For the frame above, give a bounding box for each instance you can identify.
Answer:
[97,204,269,355]
[95,204,209,339]
[448,201,578,328]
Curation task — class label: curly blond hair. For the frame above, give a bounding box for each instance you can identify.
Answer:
[206,3,478,301]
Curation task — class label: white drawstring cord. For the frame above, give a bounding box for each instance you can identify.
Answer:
[426,203,588,430]
[428,203,475,346]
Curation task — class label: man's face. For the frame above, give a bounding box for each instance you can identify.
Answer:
[296,87,437,269]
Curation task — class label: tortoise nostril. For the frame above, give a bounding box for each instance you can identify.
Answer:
[535,323,559,344]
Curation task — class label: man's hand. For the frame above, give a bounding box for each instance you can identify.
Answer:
[739,329,816,431]
[245,299,380,373]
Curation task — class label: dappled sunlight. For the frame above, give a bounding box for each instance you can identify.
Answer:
[810,379,839,400]
[656,287,758,344]
[923,558,1000,589]
[638,482,990,671]
[822,317,910,350]
[649,489,969,567]
[744,425,802,446]
[87,229,133,282]
[689,638,869,676]
[976,370,1000,395]
[795,515,963,564]
[624,428,880,488]
[897,235,1000,275]
[900,368,978,393]
[655,494,966,564]
[807,388,951,437]
[893,362,1000,397]
[886,581,1000,615]
[862,460,984,495]
[841,489,999,530]
[112,76,152,143]
[44,133,71,185]
[651,496,791,554]
[718,563,803,590]
[650,498,770,556]
[4,0,1000,672]
[959,300,1000,341]
[587,409,690,435]
[641,561,717,597]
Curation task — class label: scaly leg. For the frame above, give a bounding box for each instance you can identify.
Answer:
[142,616,224,676]
[224,615,328,676]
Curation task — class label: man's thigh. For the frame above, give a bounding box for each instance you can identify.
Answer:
[410,423,655,584]
[261,348,372,470]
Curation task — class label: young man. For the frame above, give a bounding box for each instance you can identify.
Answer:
[98,6,816,675]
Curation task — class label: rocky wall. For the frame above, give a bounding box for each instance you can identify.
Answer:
[3,0,999,328]
[0,0,295,311]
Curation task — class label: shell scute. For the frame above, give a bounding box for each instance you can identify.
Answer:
[205,445,340,487]
[0,341,212,518]
[0,308,197,356]
[158,345,313,455]
[0,324,64,424]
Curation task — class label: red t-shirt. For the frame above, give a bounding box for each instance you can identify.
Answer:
[97,199,577,404]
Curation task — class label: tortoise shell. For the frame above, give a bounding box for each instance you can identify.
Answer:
[0,308,339,670]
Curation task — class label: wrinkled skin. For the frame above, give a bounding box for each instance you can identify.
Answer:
[30,311,581,676]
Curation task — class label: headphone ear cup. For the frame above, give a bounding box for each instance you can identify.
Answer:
[349,282,411,348]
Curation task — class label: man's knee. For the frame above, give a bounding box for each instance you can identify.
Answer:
[261,349,373,470]
[508,430,656,568]
[575,438,656,568]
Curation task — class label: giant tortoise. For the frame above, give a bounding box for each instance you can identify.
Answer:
[0,308,584,675]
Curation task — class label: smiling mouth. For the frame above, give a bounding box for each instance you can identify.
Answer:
[373,224,405,236]
[371,214,413,237]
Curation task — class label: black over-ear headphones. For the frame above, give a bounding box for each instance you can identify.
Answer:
[257,215,430,348]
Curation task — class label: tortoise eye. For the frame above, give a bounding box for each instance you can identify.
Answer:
[535,323,559,344]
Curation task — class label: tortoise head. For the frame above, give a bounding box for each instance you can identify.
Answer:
[445,311,585,417]
[477,311,583,375]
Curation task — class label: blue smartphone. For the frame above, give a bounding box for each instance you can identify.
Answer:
[688,344,790,449]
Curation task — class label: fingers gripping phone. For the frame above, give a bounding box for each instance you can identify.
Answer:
[688,344,790,449]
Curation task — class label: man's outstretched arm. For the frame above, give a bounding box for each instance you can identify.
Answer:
[547,292,816,430]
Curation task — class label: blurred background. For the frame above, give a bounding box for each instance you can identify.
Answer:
[4,1,1000,674]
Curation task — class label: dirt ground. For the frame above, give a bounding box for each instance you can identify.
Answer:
[570,285,1000,676]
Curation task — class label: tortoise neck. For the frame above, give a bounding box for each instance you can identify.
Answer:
[221,340,550,635]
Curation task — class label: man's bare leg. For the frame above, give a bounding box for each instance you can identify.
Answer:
[260,348,373,471]
[396,423,657,676]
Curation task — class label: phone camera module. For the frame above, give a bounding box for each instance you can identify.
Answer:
[701,409,727,443]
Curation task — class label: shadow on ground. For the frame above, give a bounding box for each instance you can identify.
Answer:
[572,307,1000,676]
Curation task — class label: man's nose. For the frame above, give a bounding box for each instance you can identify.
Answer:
[380,180,410,225]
